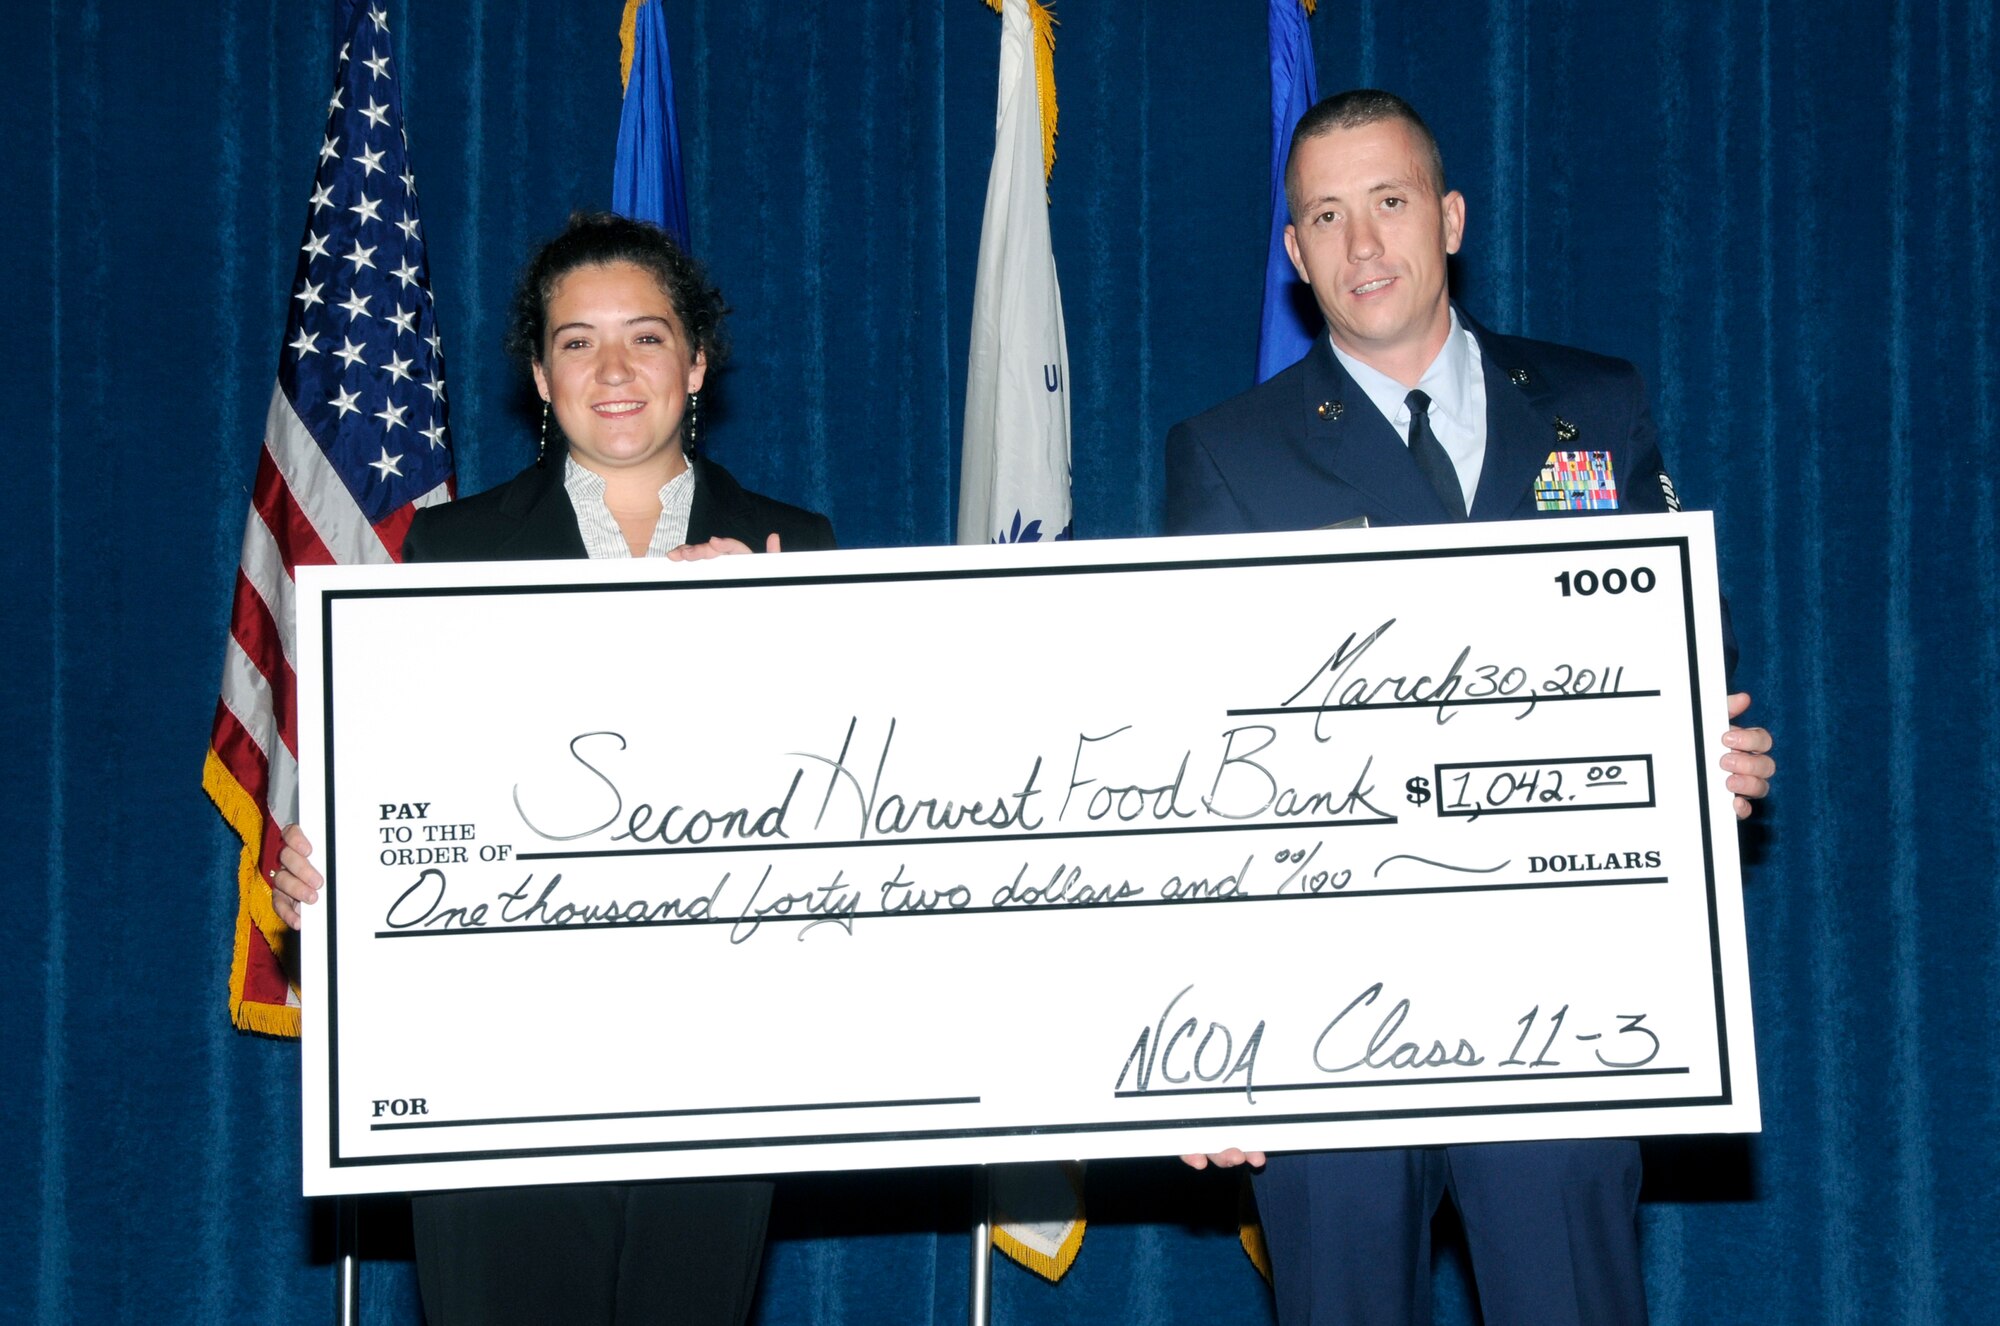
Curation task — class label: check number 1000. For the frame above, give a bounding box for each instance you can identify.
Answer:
[1553,566,1655,597]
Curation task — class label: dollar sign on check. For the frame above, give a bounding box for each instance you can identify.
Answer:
[1405,776,1432,807]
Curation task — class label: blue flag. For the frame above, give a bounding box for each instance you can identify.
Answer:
[1256,0,1320,382]
[613,0,691,245]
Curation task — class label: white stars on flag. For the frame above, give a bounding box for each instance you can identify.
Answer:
[276,8,450,512]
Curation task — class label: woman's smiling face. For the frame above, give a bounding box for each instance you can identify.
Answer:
[532,260,707,480]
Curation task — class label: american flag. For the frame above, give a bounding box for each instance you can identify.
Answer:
[204,0,452,1037]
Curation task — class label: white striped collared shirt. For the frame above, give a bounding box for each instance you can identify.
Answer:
[562,455,697,559]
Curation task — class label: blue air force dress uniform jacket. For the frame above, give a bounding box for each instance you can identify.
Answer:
[1164,310,1692,1326]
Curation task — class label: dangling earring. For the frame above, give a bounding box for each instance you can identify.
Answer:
[537,399,550,466]
[684,390,701,462]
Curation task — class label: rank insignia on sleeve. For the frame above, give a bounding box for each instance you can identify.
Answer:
[1535,450,1619,511]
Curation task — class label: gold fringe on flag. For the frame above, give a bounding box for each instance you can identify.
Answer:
[1302,0,1318,15]
[982,0,1059,182]
[992,1214,1086,1282]
[990,1161,1088,1281]
[619,0,643,92]
[1238,1174,1273,1283]
[205,748,302,1038]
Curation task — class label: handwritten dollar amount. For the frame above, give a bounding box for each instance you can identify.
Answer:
[1405,756,1655,819]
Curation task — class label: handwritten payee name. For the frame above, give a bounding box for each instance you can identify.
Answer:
[509,717,1392,850]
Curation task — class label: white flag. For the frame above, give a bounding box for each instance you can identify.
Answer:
[958,0,1072,545]
[962,0,1087,1285]
[992,1160,1087,1282]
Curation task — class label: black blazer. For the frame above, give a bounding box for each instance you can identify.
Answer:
[403,457,836,563]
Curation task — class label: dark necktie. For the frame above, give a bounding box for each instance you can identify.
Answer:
[1405,388,1465,520]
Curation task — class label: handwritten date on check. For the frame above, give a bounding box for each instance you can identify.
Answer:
[296,514,1757,1195]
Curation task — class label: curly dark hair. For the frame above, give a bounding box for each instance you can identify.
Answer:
[504,211,730,369]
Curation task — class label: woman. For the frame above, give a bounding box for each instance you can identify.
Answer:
[272,211,833,1325]
[405,210,834,564]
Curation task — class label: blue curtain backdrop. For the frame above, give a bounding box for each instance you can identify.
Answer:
[4,1,1996,1322]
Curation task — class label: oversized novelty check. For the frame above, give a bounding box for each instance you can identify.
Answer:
[298,512,1758,1195]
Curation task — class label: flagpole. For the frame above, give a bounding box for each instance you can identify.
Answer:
[334,1196,360,1326]
[968,1167,993,1326]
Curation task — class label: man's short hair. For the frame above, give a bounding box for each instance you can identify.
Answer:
[1285,89,1447,219]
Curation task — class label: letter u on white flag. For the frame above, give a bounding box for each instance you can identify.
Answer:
[958,0,1072,546]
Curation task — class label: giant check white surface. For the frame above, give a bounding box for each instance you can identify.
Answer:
[298,513,1758,1195]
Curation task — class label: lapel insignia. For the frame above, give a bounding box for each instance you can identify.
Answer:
[1508,367,1531,387]
[1316,400,1343,420]
[1535,450,1619,511]
[1554,416,1579,443]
